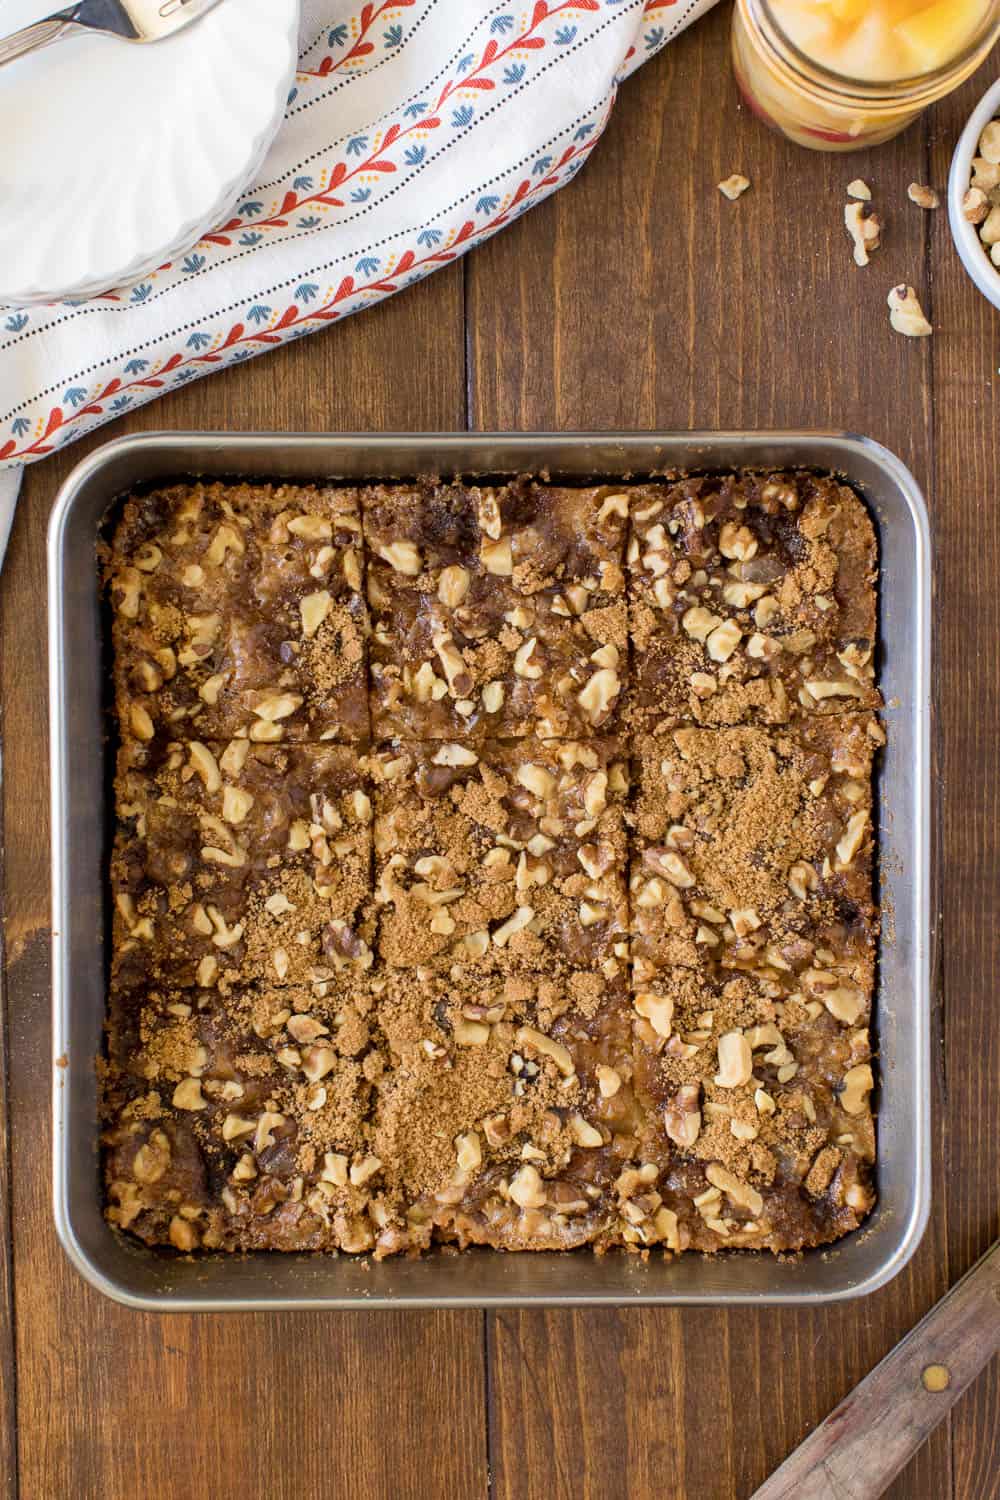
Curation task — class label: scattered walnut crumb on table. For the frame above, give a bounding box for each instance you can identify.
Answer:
[846,179,871,201]
[844,200,882,268]
[718,174,750,201]
[887,284,932,338]
[907,183,938,210]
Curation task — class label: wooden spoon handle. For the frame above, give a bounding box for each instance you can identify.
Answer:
[752,1241,1000,1500]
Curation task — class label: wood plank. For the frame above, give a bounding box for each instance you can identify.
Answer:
[468,7,952,1497]
[928,61,1000,1500]
[0,916,17,1499]
[1,269,489,1500]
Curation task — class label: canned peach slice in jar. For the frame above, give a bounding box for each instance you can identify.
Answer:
[733,0,1000,151]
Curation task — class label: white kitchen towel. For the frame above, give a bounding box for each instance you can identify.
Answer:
[0,0,716,469]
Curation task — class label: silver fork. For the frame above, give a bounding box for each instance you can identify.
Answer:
[0,0,224,67]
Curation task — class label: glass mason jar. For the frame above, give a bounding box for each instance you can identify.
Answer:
[732,0,1000,151]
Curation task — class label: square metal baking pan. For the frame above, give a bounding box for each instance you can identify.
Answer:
[49,430,931,1310]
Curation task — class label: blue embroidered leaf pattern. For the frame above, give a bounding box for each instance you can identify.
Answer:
[4,314,28,333]
[130,283,152,303]
[293,175,314,192]
[349,189,371,203]
[502,63,525,84]
[490,13,514,33]
[287,86,298,106]
[645,26,664,49]
[63,387,87,407]
[328,23,347,46]
[239,201,263,217]
[383,24,403,46]
[476,194,500,215]
[456,52,474,73]
[404,101,428,118]
[295,283,319,303]
[346,135,369,156]
[355,256,380,275]
[11,417,29,437]
[186,331,212,350]
[109,396,132,412]
[532,155,552,175]
[124,358,148,375]
[404,145,426,166]
[246,304,272,325]
[554,25,577,43]
[451,105,474,127]
[417,227,442,247]
[574,122,596,140]
[181,254,206,274]
[298,215,322,228]
[231,350,254,362]
[239,232,263,247]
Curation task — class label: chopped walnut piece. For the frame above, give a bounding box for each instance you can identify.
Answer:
[844,201,882,267]
[718,173,750,200]
[846,178,871,201]
[887,284,932,338]
[906,183,938,210]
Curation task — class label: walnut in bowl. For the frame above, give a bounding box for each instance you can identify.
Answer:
[948,76,1000,310]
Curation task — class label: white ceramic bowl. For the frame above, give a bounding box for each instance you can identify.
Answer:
[948,74,1000,311]
[0,0,300,305]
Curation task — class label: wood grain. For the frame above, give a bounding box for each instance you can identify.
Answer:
[0,269,490,1500]
[0,914,16,1500]
[467,7,955,1497]
[753,1243,1000,1500]
[928,62,1000,1500]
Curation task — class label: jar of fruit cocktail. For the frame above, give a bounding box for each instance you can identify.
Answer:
[733,0,1000,150]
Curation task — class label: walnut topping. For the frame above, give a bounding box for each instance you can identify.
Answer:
[706,620,742,662]
[132,1130,171,1183]
[172,1079,206,1111]
[836,810,869,866]
[105,475,878,1261]
[350,1155,382,1187]
[509,1164,547,1209]
[569,1114,604,1148]
[682,606,722,642]
[432,743,478,767]
[300,589,332,637]
[714,1032,752,1089]
[455,1132,482,1175]
[664,1084,702,1148]
[596,1065,622,1099]
[643,846,695,888]
[578,668,620,722]
[706,1162,763,1217]
[378,540,421,575]
[634,991,674,1039]
[840,1064,874,1116]
[515,1025,575,1078]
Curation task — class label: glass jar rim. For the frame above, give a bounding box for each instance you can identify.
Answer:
[743,0,1000,100]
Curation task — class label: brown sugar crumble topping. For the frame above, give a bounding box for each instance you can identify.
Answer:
[103,472,881,1260]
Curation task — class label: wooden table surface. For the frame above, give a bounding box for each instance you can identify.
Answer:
[1,7,998,1497]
